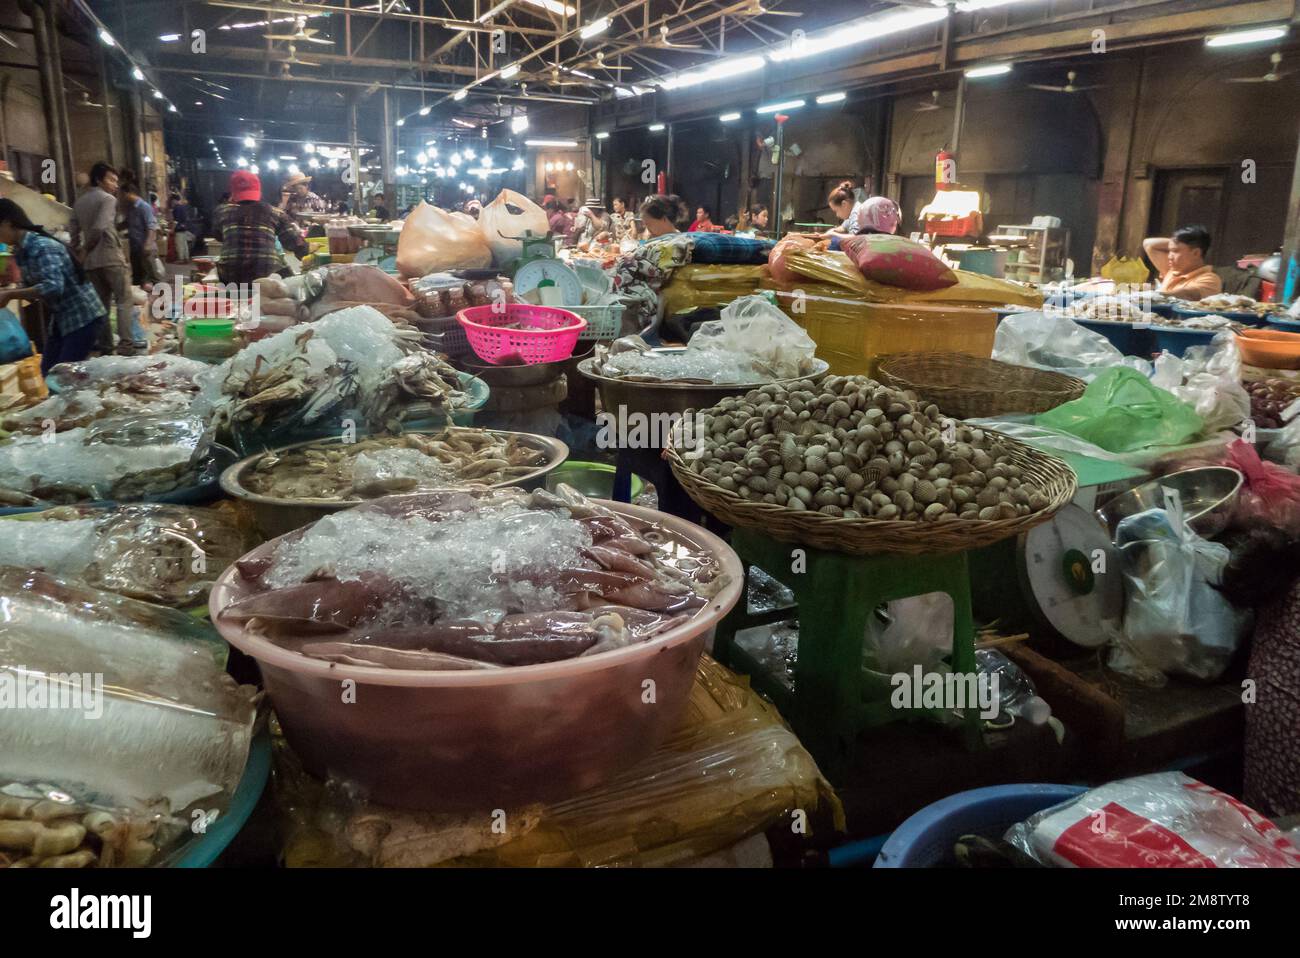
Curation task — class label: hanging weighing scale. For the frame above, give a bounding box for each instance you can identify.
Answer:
[969,452,1144,648]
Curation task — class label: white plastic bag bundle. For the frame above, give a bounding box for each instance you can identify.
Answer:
[1005,772,1300,868]
[689,295,817,380]
[1149,333,1251,434]
[862,593,954,676]
[396,202,492,277]
[478,189,549,264]
[1111,508,1251,683]
[992,310,1151,381]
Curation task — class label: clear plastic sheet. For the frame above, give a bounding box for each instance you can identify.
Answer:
[0,413,213,503]
[45,354,209,392]
[992,310,1153,381]
[0,568,259,866]
[1005,772,1300,867]
[1112,508,1251,683]
[1149,333,1251,434]
[0,503,257,607]
[689,295,818,381]
[275,655,844,867]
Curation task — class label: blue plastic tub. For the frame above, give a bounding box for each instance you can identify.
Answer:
[1150,301,1178,319]
[1074,318,1154,357]
[1151,325,1218,357]
[1267,316,1300,332]
[172,728,271,867]
[874,783,1086,867]
[1172,303,1268,327]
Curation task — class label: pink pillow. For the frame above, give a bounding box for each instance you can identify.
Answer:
[840,234,957,291]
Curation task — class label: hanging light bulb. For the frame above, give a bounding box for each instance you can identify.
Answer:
[416,152,428,165]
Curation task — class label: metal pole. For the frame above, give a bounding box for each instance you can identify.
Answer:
[772,116,786,240]
[43,0,75,192]
[24,0,69,202]
[381,87,395,203]
[951,74,966,157]
[664,121,674,193]
[96,41,117,166]
[348,98,362,212]
[1279,116,1300,304]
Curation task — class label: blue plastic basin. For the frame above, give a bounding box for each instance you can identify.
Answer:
[874,783,1086,867]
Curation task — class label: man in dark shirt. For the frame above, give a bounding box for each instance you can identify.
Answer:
[212,171,308,286]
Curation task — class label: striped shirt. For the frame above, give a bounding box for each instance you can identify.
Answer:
[13,230,104,335]
[213,201,307,283]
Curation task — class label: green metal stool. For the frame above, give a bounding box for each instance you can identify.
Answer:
[712,527,982,779]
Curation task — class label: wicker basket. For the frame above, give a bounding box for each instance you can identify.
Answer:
[876,353,1086,420]
[665,430,1077,557]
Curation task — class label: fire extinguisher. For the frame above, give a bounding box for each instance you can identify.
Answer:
[935,149,957,190]
[656,170,666,195]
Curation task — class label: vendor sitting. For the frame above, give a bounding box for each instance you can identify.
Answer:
[212,170,309,286]
[280,172,328,224]
[1142,226,1223,301]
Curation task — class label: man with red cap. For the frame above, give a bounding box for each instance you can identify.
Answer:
[212,170,309,285]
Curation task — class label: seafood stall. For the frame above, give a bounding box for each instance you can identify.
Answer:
[4,173,1299,878]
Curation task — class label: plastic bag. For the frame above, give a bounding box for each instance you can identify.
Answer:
[0,503,255,607]
[767,234,817,285]
[0,306,32,364]
[687,295,817,380]
[395,202,492,277]
[1149,333,1251,434]
[0,567,258,866]
[993,310,1152,382]
[1036,367,1203,453]
[1111,507,1250,682]
[478,189,548,265]
[1005,772,1300,868]
[659,264,764,317]
[862,593,954,676]
[276,656,843,867]
[1099,255,1151,286]
[1218,438,1300,533]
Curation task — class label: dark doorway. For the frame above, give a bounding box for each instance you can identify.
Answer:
[1150,167,1229,249]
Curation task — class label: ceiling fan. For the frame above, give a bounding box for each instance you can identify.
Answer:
[744,2,802,15]
[572,51,631,70]
[1026,70,1104,93]
[278,44,322,67]
[1226,52,1293,83]
[915,90,942,111]
[74,90,116,109]
[645,25,702,50]
[264,16,331,45]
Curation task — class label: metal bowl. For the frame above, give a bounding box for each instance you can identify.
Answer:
[577,351,830,420]
[1096,466,1243,539]
[220,429,569,539]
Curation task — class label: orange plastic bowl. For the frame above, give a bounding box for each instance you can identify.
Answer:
[209,499,743,811]
[1235,328,1300,370]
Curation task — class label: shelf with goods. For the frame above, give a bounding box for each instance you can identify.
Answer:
[997,224,1071,284]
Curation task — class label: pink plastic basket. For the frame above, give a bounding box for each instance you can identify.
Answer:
[457,304,586,365]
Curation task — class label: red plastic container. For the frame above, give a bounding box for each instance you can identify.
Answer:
[184,283,243,318]
[457,303,585,365]
[208,500,743,811]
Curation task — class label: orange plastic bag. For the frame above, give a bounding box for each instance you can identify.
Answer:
[396,202,492,277]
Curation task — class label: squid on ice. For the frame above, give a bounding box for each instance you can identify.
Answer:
[218,485,726,669]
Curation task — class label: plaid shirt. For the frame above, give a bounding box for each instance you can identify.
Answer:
[14,231,104,335]
[213,201,307,281]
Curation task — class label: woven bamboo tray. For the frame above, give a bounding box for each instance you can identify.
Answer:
[665,430,1077,557]
[877,353,1086,419]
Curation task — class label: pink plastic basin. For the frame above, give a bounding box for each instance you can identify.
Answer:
[209,500,743,811]
[457,304,586,365]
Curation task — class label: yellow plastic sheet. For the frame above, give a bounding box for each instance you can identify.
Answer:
[778,248,1043,307]
[659,264,765,317]
[277,655,844,868]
